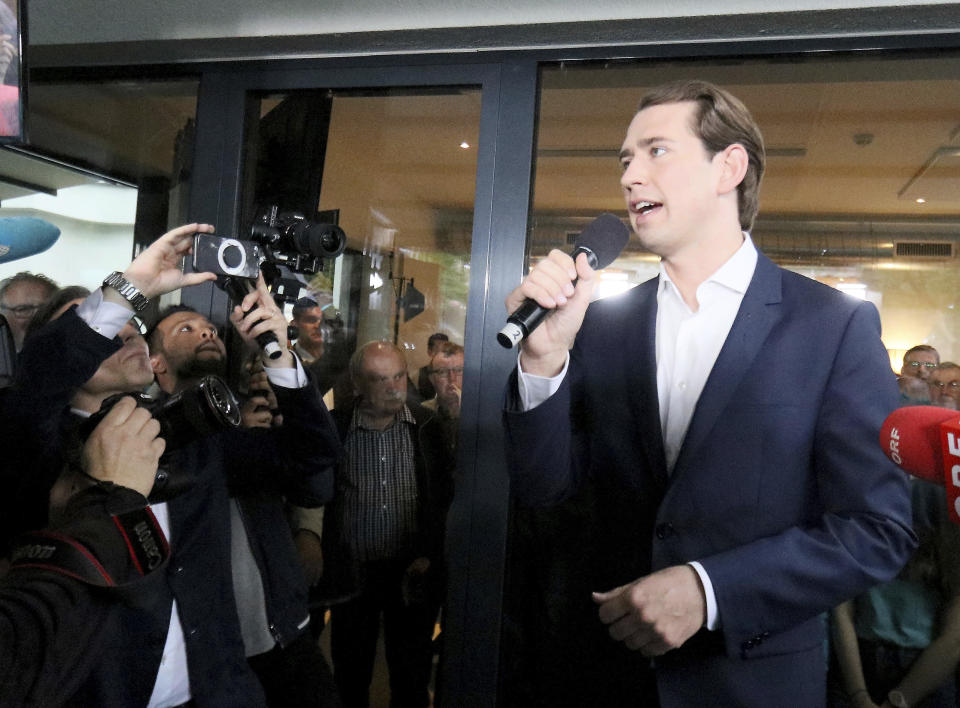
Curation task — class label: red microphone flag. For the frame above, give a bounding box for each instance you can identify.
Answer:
[880,406,960,524]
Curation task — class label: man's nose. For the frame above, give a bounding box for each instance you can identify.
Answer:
[620,161,645,190]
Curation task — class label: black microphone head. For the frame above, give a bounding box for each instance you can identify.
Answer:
[575,213,630,269]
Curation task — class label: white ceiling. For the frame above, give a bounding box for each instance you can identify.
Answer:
[28,0,960,45]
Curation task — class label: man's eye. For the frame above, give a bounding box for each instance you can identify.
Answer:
[650,146,666,157]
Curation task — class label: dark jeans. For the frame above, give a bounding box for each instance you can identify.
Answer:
[330,559,439,708]
[248,631,343,708]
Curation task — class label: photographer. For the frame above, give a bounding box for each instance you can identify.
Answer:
[1,223,278,706]
[1,396,169,706]
[147,275,343,708]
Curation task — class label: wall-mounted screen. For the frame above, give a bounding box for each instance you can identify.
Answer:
[0,0,24,142]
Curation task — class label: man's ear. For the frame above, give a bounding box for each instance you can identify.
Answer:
[716,143,749,196]
[150,352,167,375]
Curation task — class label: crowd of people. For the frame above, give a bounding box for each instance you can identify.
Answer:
[0,225,463,707]
[2,76,959,708]
[824,347,960,708]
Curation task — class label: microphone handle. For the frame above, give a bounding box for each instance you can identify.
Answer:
[497,246,598,349]
[222,277,282,360]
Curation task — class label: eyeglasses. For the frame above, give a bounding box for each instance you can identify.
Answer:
[429,367,464,379]
[932,380,960,390]
[906,361,938,370]
[0,303,41,317]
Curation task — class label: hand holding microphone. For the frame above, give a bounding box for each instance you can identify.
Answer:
[500,213,629,376]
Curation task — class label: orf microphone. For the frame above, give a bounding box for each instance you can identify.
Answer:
[498,213,630,349]
[0,217,61,264]
[879,405,960,522]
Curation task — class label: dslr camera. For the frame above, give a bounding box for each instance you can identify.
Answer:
[81,375,242,502]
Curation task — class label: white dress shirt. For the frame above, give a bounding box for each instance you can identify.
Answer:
[517,233,759,631]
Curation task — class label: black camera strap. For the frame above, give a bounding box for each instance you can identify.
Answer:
[9,506,169,587]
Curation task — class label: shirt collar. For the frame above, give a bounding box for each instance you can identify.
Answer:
[657,232,758,299]
[351,402,416,432]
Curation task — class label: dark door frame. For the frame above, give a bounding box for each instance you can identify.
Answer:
[185,59,539,708]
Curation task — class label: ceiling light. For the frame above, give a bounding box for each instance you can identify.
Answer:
[460,142,470,149]
[915,198,926,204]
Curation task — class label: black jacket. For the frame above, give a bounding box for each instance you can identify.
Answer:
[318,401,454,602]
[1,485,169,707]
[2,307,340,706]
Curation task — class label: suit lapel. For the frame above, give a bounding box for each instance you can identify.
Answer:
[627,278,669,483]
[671,253,783,477]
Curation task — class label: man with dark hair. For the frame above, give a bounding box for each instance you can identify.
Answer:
[2,223,288,706]
[901,344,940,382]
[503,80,915,706]
[417,332,449,400]
[147,281,343,708]
[324,340,451,708]
[0,271,57,350]
[423,341,464,456]
[289,296,351,402]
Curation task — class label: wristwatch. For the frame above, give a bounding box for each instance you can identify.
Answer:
[888,690,909,708]
[102,271,150,312]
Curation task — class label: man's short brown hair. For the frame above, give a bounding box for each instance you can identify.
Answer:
[903,344,939,366]
[638,80,765,231]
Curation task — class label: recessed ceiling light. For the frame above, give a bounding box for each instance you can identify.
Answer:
[459,142,470,149]
[916,198,926,204]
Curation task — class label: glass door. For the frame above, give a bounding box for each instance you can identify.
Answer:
[184,60,539,708]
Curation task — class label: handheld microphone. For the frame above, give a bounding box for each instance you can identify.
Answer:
[498,213,630,349]
[0,217,61,264]
[879,405,960,522]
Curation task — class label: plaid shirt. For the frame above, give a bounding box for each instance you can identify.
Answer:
[340,405,419,562]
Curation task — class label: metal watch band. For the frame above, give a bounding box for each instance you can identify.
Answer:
[102,271,150,312]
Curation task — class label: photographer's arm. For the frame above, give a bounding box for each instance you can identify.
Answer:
[102,223,217,308]
[225,276,341,501]
[0,398,168,706]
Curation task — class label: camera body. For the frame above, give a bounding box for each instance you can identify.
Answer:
[193,234,263,279]
[249,205,347,279]
[81,375,242,502]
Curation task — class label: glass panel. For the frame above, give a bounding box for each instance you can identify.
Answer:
[241,86,481,704]
[242,88,480,405]
[2,78,198,358]
[530,54,960,368]
[506,51,960,705]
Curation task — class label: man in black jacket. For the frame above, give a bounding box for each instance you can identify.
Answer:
[147,281,343,708]
[1,396,169,706]
[3,223,339,706]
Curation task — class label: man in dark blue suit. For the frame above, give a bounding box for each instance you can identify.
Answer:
[503,80,916,707]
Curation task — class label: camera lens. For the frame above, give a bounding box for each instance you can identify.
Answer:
[290,222,347,259]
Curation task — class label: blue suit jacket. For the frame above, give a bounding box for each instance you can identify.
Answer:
[504,252,916,707]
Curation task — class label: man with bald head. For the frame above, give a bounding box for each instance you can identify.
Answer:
[323,340,450,708]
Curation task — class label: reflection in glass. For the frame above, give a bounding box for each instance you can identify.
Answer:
[243,86,480,707]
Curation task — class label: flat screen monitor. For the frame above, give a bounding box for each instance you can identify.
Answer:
[0,0,24,143]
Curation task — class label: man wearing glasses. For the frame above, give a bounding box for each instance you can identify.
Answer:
[0,271,57,350]
[930,362,960,409]
[423,341,464,455]
[901,344,939,382]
